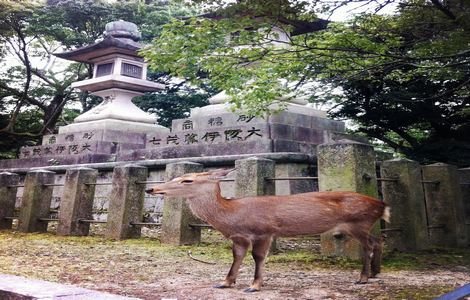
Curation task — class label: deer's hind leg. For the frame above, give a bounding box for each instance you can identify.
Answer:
[369,235,383,278]
[350,229,374,284]
[215,235,250,289]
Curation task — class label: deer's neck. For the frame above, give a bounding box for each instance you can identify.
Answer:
[186,183,233,228]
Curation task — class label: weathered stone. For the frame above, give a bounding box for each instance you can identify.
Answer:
[422,163,467,248]
[235,157,275,197]
[380,159,429,251]
[317,140,378,259]
[459,167,470,244]
[270,124,295,140]
[268,112,312,128]
[0,274,139,299]
[57,167,98,236]
[162,162,204,245]
[275,163,316,196]
[18,170,55,233]
[235,157,277,252]
[106,164,147,240]
[171,113,265,132]
[0,172,20,229]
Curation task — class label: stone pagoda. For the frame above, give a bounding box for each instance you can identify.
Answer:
[0,21,169,169]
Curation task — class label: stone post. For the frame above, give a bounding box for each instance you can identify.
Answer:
[380,159,428,251]
[235,157,275,198]
[106,164,147,240]
[275,163,316,195]
[459,168,470,244]
[162,162,203,245]
[235,157,276,251]
[0,172,20,230]
[18,170,55,233]
[317,140,378,259]
[422,163,467,248]
[57,167,98,236]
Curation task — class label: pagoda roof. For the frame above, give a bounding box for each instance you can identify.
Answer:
[54,36,141,64]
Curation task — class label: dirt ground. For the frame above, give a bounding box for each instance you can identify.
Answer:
[0,227,469,300]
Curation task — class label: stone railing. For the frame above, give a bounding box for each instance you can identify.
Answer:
[0,141,468,257]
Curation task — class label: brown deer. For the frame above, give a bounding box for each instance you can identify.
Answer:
[146,169,389,293]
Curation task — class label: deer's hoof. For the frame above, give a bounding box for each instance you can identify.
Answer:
[244,288,259,293]
[213,284,230,289]
[355,280,368,285]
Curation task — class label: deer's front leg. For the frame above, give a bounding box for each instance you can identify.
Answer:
[245,236,272,293]
[214,236,250,289]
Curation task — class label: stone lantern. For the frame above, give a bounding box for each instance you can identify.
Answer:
[55,20,168,134]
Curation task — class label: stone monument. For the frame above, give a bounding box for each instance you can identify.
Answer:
[0,21,169,169]
[0,20,357,170]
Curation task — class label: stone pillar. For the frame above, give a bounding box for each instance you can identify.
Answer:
[235,157,275,198]
[380,159,428,251]
[106,164,147,240]
[235,157,276,251]
[18,170,55,233]
[57,167,98,236]
[317,140,378,259]
[162,162,203,245]
[422,163,467,248]
[0,172,20,230]
[275,163,316,195]
[459,168,470,245]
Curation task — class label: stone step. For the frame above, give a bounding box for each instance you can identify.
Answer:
[0,274,140,299]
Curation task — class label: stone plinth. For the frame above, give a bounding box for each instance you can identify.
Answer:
[123,110,352,161]
[106,164,147,240]
[317,140,379,260]
[422,163,467,248]
[57,167,98,236]
[380,159,429,251]
[18,170,55,233]
[459,167,470,244]
[0,172,19,229]
[162,162,204,245]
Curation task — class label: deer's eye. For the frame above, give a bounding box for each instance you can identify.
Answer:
[181,179,193,184]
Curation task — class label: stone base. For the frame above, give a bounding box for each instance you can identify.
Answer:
[59,119,169,134]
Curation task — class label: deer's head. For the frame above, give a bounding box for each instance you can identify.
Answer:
[145,169,233,197]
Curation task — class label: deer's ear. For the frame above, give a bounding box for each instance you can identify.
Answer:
[208,168,235,178]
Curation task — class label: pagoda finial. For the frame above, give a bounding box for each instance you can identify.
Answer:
[104,20,141,41]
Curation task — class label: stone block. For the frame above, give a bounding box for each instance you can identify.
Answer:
[235,157,275,197]
[172,113,265,132]
[269,123,294,140]
[317,140,378,259]
[18,170,55,233]
[380,159,429,251]
[459,167,470,244]
[0,172,20,229]
[57,167,98,236]
[0,274,139,299]
[275,163,316,196]
[106,164,147,240]
[146,124,270,149]
[422,163,467,248]
[162,162,203,245]
[268,111,311,128]
[272,139,301,152]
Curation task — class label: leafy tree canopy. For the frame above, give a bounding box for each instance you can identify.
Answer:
[143,0,470,166]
